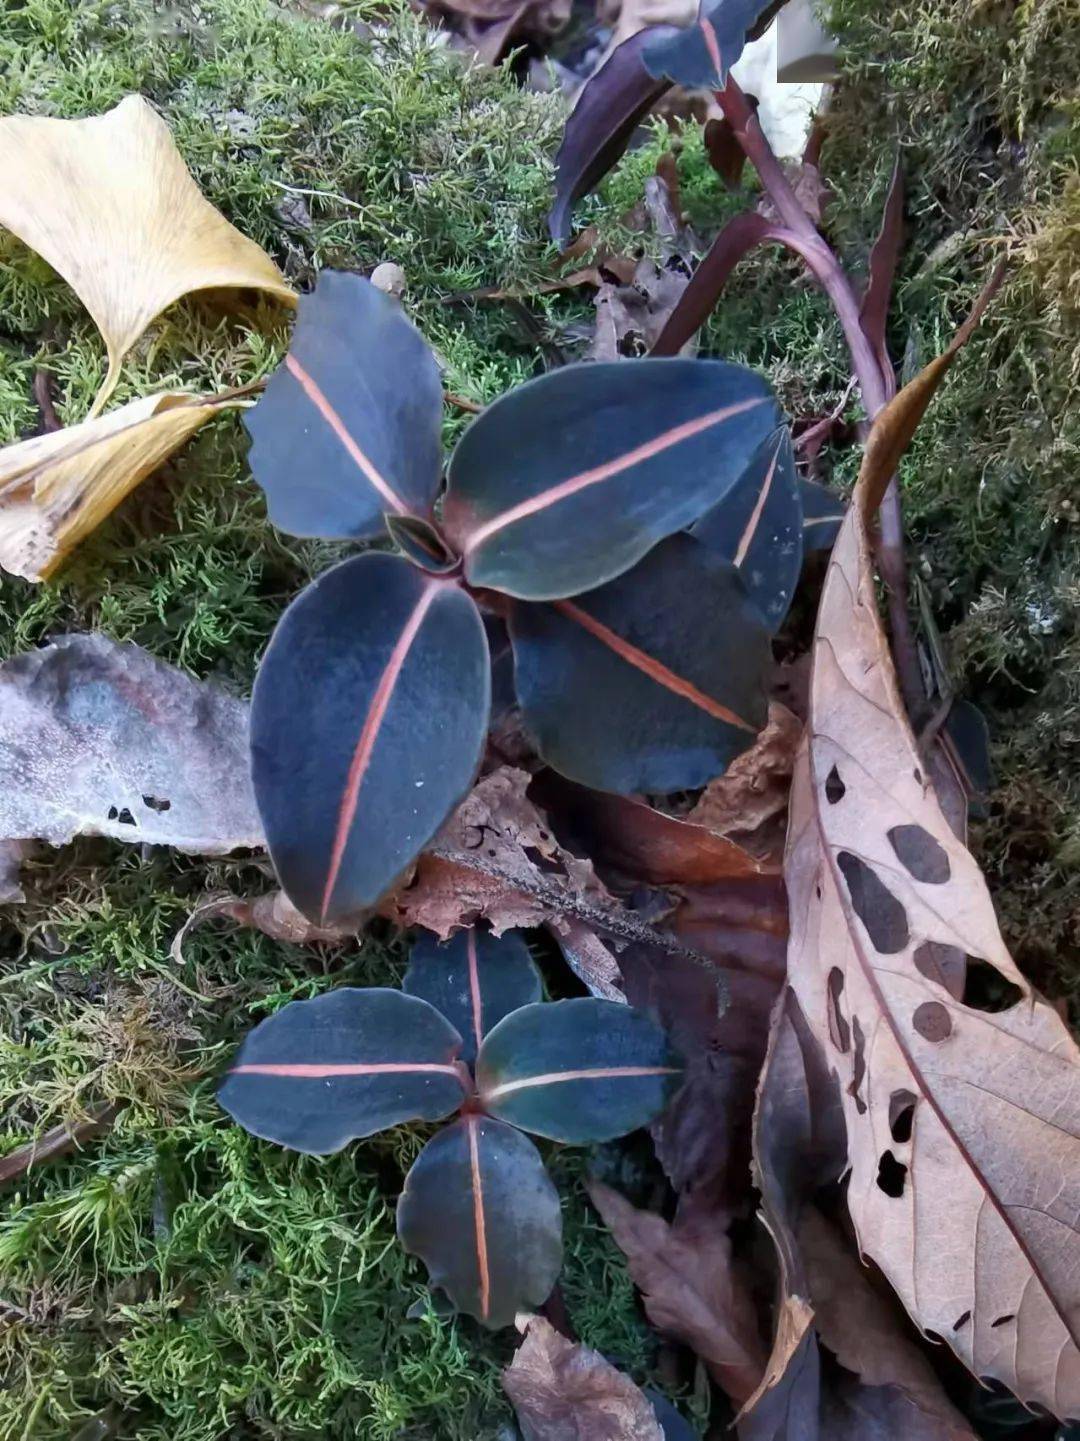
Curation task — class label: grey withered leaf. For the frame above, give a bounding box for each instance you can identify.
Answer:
[0,633,261,856]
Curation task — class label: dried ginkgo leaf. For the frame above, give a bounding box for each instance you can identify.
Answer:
[0,389,244,580]
[0,95,295,413]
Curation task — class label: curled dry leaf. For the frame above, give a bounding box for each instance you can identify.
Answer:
[589,1180,767,1405]
[171,890,353,965]
[784,273,1080,1419]
[0,634,261,857]
[503,1313,664,1441]
[382,767,611,938]
[0,389,243,581]
[687,702,801,861]
[0,95,294,413]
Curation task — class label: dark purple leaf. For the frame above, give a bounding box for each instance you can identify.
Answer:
[859,158,904,379]
[644,0,778,91]
[548,33,674,246]
[509,534,771,793]
[476,998,682,1142]
[403,927,542,1064]
[218,988,468,1154]
[250,553,490,927]
[651,213,791,357]
[245,272,443,540]
[443,358,780,600]
[397,1114,562,1328]
[799,478,845,553]
[693,428,802,632]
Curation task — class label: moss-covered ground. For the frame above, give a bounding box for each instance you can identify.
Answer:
[0,0,1076,1436]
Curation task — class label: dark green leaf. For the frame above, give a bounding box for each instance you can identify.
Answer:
[403,927,543,1064]
[218,988,468,1155]
[384,514,460,574]
[799,478,845,553]
[476,998,682,1143]
[693,429,802,632]
[397,1115,562,1328]
[644,0,778,90]
[245,272,443,540]
[443,359,779,601]
[509,534,771,794]
[251,553,490,927]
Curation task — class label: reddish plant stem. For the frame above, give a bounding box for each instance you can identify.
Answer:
[715,76,925,718]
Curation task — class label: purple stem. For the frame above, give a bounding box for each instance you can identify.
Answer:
[715,76,924,716]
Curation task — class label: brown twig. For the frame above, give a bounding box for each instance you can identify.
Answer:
[713,77,925,719]
[0,1101,121,1186]
[444,391,483,414]
[33,370,62,434]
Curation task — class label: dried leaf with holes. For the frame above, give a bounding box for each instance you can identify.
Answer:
[785,274,1080,1419]
[0,389,244,581]
[0,95,294,414]
[0,634,261,855]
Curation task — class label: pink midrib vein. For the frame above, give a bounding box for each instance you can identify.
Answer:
[231,1061,462,1078]
[461,396,767,554]
[320,580,441,921]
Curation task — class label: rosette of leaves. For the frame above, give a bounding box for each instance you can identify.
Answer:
[218,927,682,1327]
[245,271,808,928]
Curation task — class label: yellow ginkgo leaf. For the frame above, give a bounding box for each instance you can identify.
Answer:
[0,390,246,582]
[0,95,296,415]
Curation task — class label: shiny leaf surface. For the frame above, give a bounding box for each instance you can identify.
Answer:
[403,927,542,1064]
[799,478,845,553]
[251,553,490,927]
[476,998,682,1142]
[693,429,802,632]
[443,359,779,600]
[218,988,467,1154]
[510,534,771,794]
[548,33,673,246]
[245,272,443,539]
[397,1115,562,1328]
[644,0,776,90]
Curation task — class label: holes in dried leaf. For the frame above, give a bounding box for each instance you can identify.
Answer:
[961,958,1024,1014]
[913,941,967,1001]
[912,1001,952,1042]
[849,1015,867,1114]
[142,794,171,813]
[825,766,845,803]
[991,1314,1016,1329]
[827,968,850,1053]
[887,824,951,884]
[837,851,909,953]
[953,1311,971,1331]
[876,1150,908,1198]
[889,1089,916,1144]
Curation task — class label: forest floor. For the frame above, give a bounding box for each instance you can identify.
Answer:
[0,0,1076,1437]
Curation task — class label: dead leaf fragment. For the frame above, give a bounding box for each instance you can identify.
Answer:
[503,1314,664,1441]
[784,273,1080,1418]
[688,702,801,860]
[0,388,243,580]
[171,890,353,965]
[589,1182,767,1405]
[0,95,294,412]
[0,634,261,855]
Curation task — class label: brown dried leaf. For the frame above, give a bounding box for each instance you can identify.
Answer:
[382,767,611,937]
[0,634,261,855]
[784,270,1080,1418]
[0,96,294,414]
[171,890,353,964]
[0,388,243,581]
[688,703,802,861]
[503,1314,663,1441]
[799,1209,976,1440]
[589,1181,767,1405]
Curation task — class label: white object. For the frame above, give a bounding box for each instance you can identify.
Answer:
[730,19,824,158]
[776,0,840,84]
